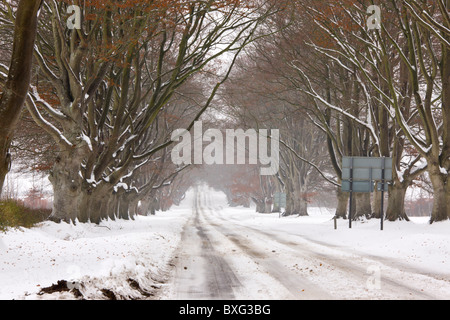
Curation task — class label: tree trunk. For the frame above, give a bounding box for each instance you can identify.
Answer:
[86,188,112,224]
[354,193,371,220]
[154,197,161,213]
[285,191,308,216]
[0,149,11,197]
[335,188,349,219]
[118,196,130,220]
[442,19,450,220]
[264,198,272,214]
[139,198,151,216]
[149,201,157,215]
[372,188,382,219]
[114,190,139,220]
[447,180,450,220]
[429,166,449,223]
[139,197,159,216]
[0,0,43,197]
[108,197,117,221]
[109,196,119,220]
[128,195,139,220]
[50,158,113,224]
[297,195,308,216]
[49,145,118,224]
[386,184,409,221]
[255,199,265,213]
[49,152,84,223]
[284,191,295,216]
[440,13,450,220]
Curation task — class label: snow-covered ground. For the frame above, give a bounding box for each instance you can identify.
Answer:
[0,192,194,299]
[200,186,450,278]
[1,185,450,300]
[218,202,450,278]
[162,187,450,300]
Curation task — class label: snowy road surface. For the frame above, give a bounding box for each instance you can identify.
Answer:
[160,188,450,300]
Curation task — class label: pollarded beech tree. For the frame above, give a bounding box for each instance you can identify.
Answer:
[25,0,278,223]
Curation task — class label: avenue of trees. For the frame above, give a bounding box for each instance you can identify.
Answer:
[215,0,449,223]
[0,0,448,224]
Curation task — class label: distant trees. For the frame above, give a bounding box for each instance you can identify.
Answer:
[220,0,449,223]
[220,1,342,217]
[220,39,332,215]
[305,0,449,222]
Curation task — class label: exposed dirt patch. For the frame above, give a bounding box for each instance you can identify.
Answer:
[38,280,83,299]
[127,278,154,298]
[37,277,164,300]
[101,288,117,300]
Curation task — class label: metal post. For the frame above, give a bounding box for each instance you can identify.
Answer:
[381,158,385,231]
[349,158,353,229]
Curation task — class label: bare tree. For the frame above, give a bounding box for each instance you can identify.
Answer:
[0,0,43,197]
[307,0,449,222]
[24,0,276,223]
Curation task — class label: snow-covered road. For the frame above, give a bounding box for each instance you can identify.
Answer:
[160,188,450,300]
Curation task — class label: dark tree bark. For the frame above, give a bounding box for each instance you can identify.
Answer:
[335,187,349,219]
[0,0,43,196]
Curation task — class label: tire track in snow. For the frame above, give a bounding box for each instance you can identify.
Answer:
[198,206,333,299]
[201,194,442,300]
[164,190,240,300]
[244,227,438,300]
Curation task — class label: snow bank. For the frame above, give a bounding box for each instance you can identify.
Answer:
[0,189,195,300]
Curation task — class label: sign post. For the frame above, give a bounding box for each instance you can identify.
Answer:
[381,159,385,231]
[349,158,353,229]
[341,157,392,230]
